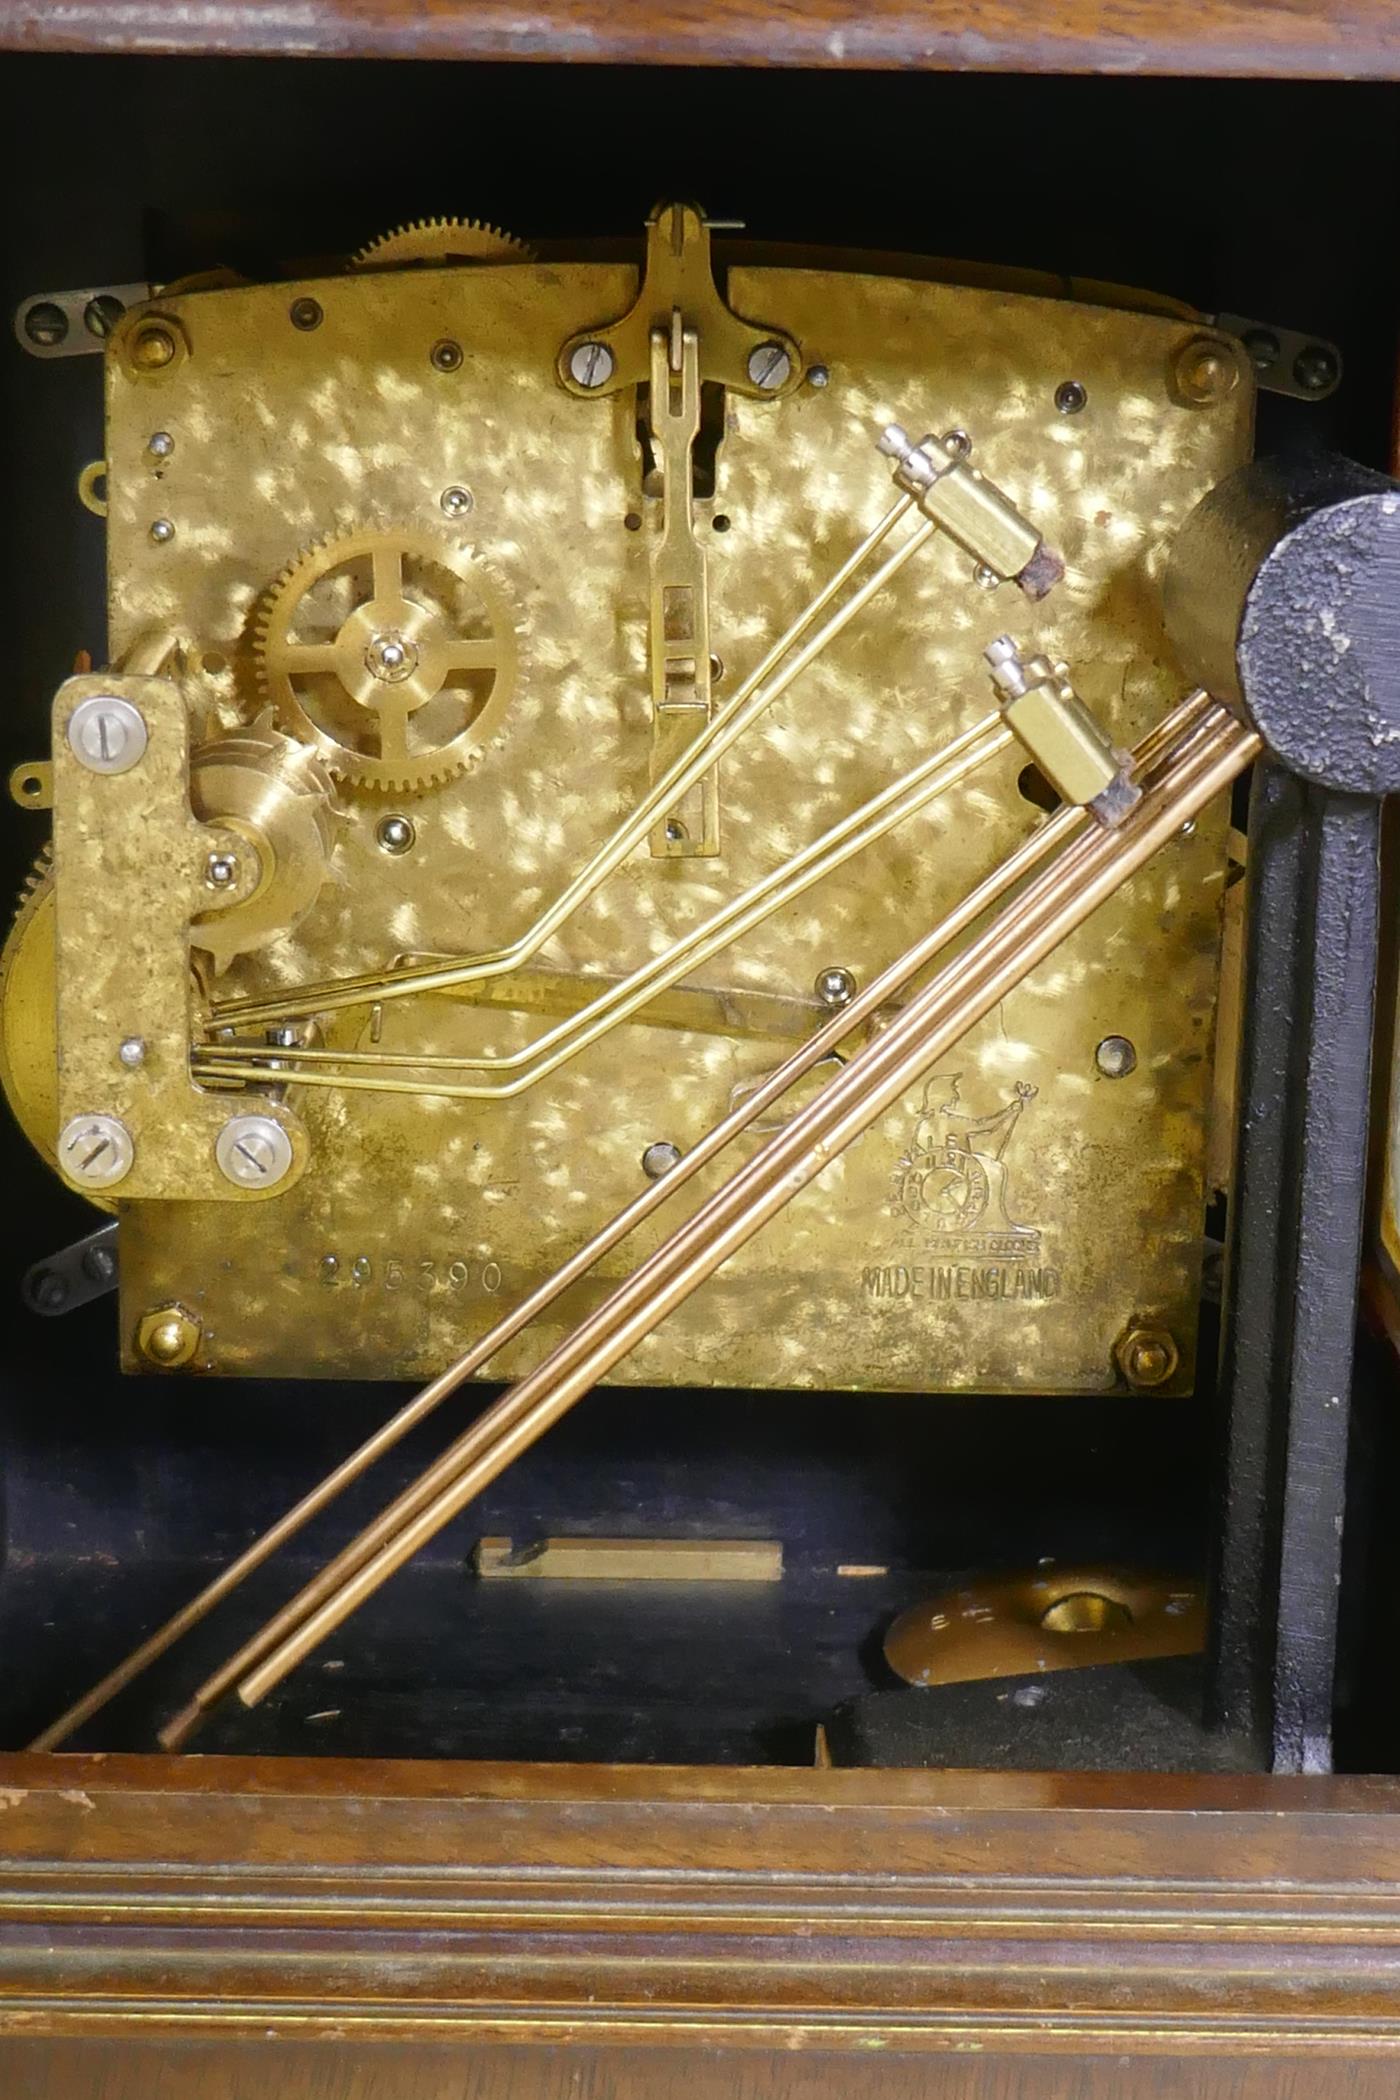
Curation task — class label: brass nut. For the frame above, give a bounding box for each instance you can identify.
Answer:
[1172,334,1240,408]
[137,1302,202,1369]
[1116,1324,1179,1389]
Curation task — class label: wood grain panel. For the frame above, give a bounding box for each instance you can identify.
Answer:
[0,0,1398,78]
[3,1755,1400,2066]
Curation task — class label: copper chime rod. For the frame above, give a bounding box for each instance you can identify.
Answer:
[33,693,1211,1755]
[203,705,1255,1727]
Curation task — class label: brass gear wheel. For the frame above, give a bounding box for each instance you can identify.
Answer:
[350,217,534,269]
[0,851,111,1204]
[256,529,518,796]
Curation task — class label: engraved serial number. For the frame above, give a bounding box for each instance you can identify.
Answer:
[317,1252,503,1294]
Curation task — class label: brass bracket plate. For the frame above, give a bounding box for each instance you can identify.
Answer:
[556,201,801,400]
[51,672,307,1203]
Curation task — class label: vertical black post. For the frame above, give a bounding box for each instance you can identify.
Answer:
[1210,766,1379,1771]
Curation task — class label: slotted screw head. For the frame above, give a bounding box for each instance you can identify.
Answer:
[747,341,792,391]
[84,294,125,339]
[67,695,148,774]
[23,301,68,348]
[59,1113,135,1189]
[569,340,615,389]
[215,1113,294,1189]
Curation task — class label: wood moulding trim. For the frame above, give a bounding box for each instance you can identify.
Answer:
[0,0,1398,78]
[2,1756,1400,2051]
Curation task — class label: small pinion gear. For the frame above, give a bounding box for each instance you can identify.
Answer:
[255,528,518,796]
[350,217,535,270]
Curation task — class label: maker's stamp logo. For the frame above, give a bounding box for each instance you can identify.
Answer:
[863,1073,1060,1303]
[893,1072,1040,1258]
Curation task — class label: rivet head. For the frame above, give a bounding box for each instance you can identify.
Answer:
[67,694,149,774]
[137,1301,201,1369]
[118,1035,147,1069]
[805,362,830,389]
[440,484,474,518]
[1116,1325,1180,1389]
[569,340,615,389]
[815,965,856,1010]
[376,814,415,855]
[641,1140,683,1181]
[147,430,174,459]
[747,341,792,391]
[215,1113,294,1189]
[58,1113,135,1189]
[1174,335,1239,407]
[149,517,175,544]
[1055,379,1088,415]
[430,338,463,373]
[131,323,177,371]
[205,851,239,890]
[289,296,323,331]
[1095,1034,1137,1079]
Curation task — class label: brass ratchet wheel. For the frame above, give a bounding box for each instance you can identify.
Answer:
[349,217,534,268]
[256,529,518,796]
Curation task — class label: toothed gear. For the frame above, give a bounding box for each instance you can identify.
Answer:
[0,854,91,1198]
[256,529,518,795]
[350,217,534,269]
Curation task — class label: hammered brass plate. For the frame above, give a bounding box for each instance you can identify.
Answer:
[101,254,1251,1388]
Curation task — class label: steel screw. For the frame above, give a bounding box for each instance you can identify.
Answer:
[815,965,856,1009]
[1055,379,1088,415]
[642,1140,683,1181]
[289,296,323,331]
[440,484,474,518]
[215,1113,295,1189]
[1095,1034,1137,1079]
[747,341,792,391]
[205,851,238,890]
[569,340,615,389]
[430,338,464,373]
[131,323,177,371]
[23,301,68,348]
[31,1270,70,1312]
[67,694,149,774]
[1116,1325,1180,1389]
[1242,327,1280,373]
[84,294,125,339]
[58,1113,135,1189]
[1294,343,1340,394]
[147,430,174,459]
[376,814,416,855]
[118,1035,147,1069]
[83,1243,117,1286]
[137,1301,201,1369]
